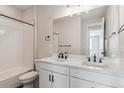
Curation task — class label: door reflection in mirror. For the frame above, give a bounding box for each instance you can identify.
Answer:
[88,22,104,57]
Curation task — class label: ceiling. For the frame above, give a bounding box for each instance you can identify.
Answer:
[13,5,33,11]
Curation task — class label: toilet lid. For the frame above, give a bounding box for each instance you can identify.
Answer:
[19,71,38,80]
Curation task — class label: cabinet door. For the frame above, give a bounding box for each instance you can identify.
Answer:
[52,73,69,88]
[70,77,94,88]
[39,69,52,88]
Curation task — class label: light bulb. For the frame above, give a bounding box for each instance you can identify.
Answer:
[84,5,89,14]
[66,5,73,17]
[76,5,81,15]
[66,5,70,14]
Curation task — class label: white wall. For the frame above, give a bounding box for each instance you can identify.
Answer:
[0,5,22,20]
[22,6,34,24]
[53,16,81,54]
[105,5,120,57]
[36,5,68,58]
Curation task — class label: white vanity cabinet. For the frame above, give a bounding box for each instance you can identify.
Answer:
[70,77,110,88]
[70,68,124,88]
[39,61,124,88]
[39,62,69,88]
[70,77,94,88]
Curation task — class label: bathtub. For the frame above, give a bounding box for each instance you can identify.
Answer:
[0,67,32,88]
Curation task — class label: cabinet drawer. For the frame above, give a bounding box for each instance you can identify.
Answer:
[70,77,94,88]
[70,68,124,87]
[39,62,69,75]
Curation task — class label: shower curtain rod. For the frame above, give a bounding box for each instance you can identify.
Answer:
[0,14,34,26]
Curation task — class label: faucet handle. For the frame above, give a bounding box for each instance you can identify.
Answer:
[86,57,91,62]
[99,58,102,63]
[64,52,69,59]
[58,53,61,58]
[58,53,62,58]
[99,58,104,63]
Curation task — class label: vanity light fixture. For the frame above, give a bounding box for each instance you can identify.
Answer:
[75,5,81,15]
[106,32,116,40]
[66,5,89,17]
[84,5,89,14]
[106,24,124,40]
[66,5,72,17]
[118,24,124,34]
[66,5,70,14]
[105,32,116,40]
[109,32,116,39]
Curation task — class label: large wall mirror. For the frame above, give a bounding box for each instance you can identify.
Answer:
[53,5,120,57]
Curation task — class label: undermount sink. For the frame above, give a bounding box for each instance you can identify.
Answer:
[83,61,107,68]
[56,58,67,62]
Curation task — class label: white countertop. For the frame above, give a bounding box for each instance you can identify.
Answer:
[35,54,124,78]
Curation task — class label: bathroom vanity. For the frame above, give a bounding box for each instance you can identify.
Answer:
[36,55,124,88]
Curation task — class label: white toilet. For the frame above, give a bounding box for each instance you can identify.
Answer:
[19,71,38,88]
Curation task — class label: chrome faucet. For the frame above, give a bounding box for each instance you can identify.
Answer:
[93,54,96,62]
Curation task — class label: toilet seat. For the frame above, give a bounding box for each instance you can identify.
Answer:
[19,71,38,81]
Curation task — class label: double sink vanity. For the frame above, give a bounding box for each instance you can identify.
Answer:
[36,54,124,88]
